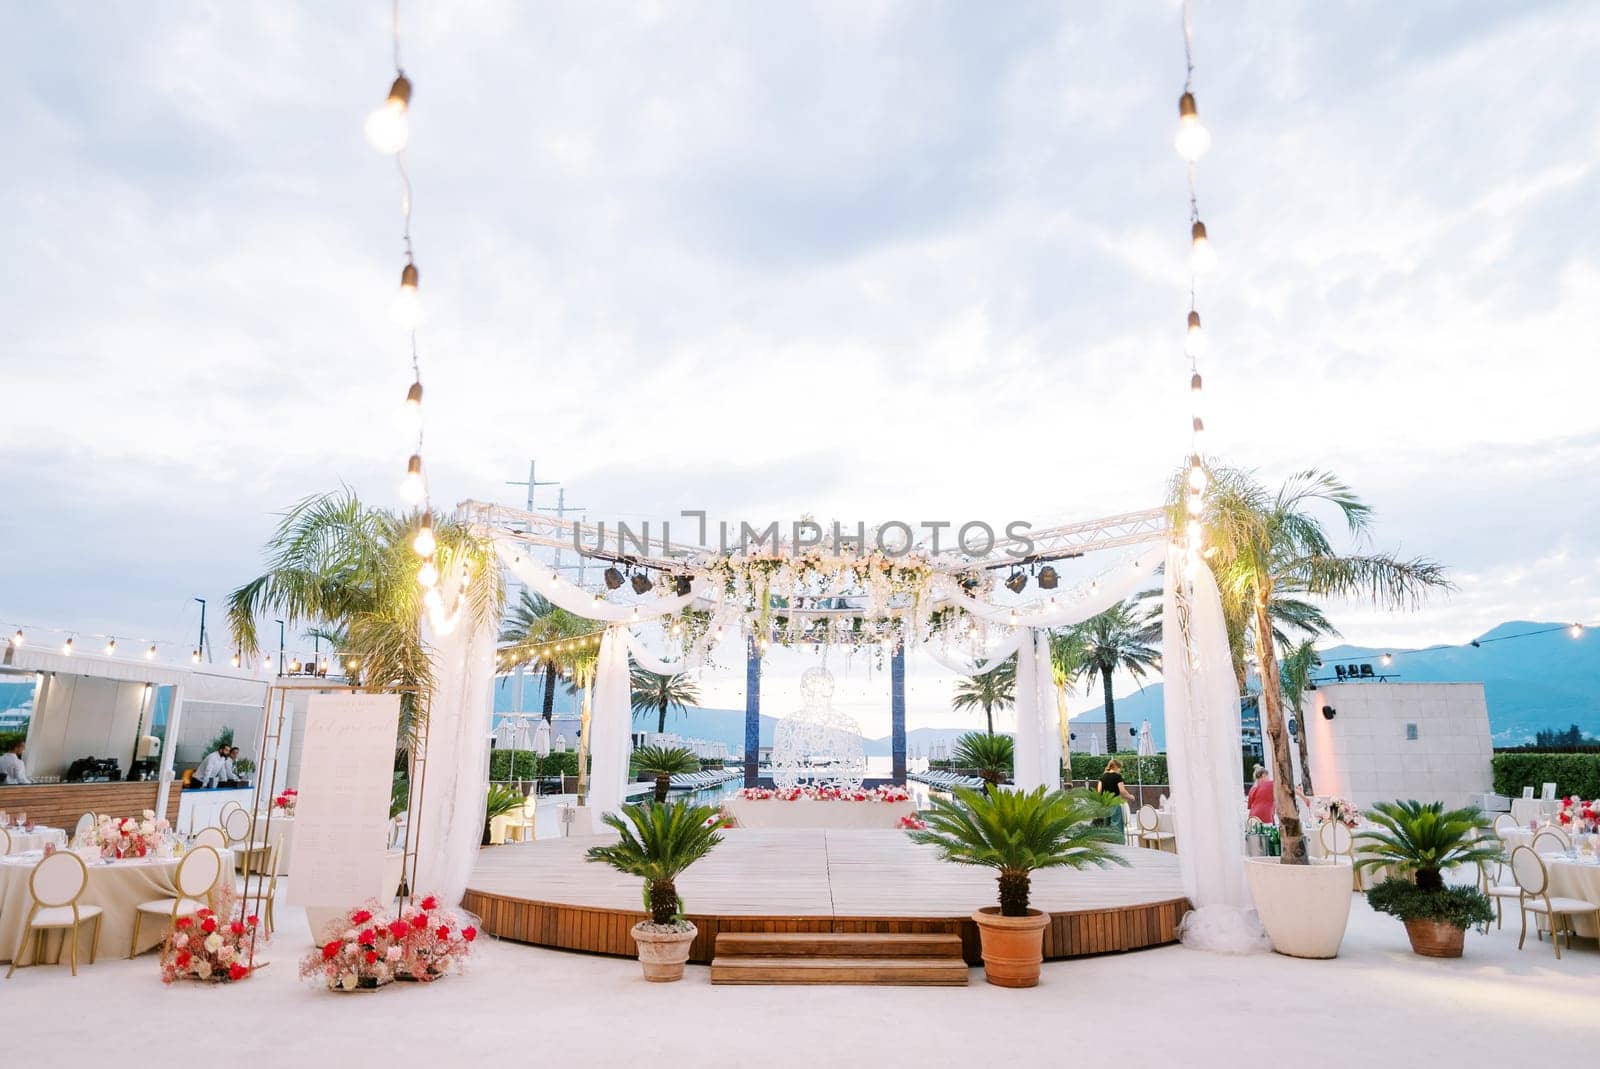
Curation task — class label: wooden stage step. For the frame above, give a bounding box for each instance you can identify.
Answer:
[711,931,969,985]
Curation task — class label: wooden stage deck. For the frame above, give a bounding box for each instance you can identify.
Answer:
[463,829,1190,965]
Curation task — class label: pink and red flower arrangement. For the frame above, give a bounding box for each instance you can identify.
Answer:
[1556,796,1597,831]
[84,811,169,859]
[271,788,298,816]
[737,785,911,803]
[160,884,259,984]
[896,814,928,831]
[298,894,477,991]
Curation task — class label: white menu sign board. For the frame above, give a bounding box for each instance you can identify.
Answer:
[284,692,401,907]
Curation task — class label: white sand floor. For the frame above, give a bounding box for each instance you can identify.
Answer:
[6,887,1598,1068]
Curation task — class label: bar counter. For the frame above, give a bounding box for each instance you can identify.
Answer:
[0,781,181,830]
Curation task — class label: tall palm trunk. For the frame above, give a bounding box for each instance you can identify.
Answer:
[984,702,994,736]
[1253,602,1307,863]
[657,699,668,734]
[1291,692,1315,795]
[1101,666,1116,753]
[542,663,557,722]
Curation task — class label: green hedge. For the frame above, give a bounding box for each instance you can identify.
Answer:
[1492,752,1600,800]
[1067,753,1168,784]
[489,749,582,780]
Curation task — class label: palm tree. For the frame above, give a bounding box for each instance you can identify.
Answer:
[585,801,724,926]
[951,657,1016,736]
[1140,584,1337,694]
[1279,639,1321,794]
[1058,602,1160,755]
[632,745,701,803]
[630,670,702,735]
[226,489,499,750]
[500,591,590,721]
[950,731,1014,793]
[907,786,1126,916]
[1184,466,1451,864]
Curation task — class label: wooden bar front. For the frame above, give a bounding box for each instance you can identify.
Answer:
[0,781,181,831]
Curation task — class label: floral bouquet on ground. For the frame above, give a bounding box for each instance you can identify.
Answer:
[161,884,260,984]
[299,895,477,992]
[896,813,927,831]
[85,810,168,859]
[737,784,912,803]
[272,788,298,816]
[1315,796,1361,829]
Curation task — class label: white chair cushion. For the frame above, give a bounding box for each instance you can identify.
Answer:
[136,896,208,915]
[1524,897,1600,914]
[31,904,104,927]
[1485,884,1522,897]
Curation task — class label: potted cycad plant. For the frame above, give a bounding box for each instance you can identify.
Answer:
[585,800,723,981]
[631,745,702,804]
[950,731,1013,793]
[1355,801,1499,958]
[481,784,524,846]
[908,786,1124,987]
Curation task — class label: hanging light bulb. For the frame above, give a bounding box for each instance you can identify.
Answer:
[1186,494,1204,518]
[1188,454,1207,493]
[10,629,22,647]
[1184,310,1206,358]
[1189,219,1216,274]
[400,454,425,503]
[191,649,201,664]
[105,638,117,656]
[1572,623,1585,639]
[364,73,412,155]
[417,558,439,589]
[1175,91,1211,162]
[289,658,302,673]
[392,262,422,329]
[1192,416,1206,451]
[412,512,436,557]
[231,651,241,668]
[1381,652,1393,666]
[63,636,74,655]
[399,379,424,433]
[146,643,157,659]
[319,658,330,674]
[263,654,273,669]
[1186,523,1205,551]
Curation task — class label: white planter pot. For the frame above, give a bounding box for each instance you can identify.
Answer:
[1244,856,1353,959]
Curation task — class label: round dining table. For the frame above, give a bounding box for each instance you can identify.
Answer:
[2,827,68,855]
[1545,856,1600,938]
[0,847,233,964]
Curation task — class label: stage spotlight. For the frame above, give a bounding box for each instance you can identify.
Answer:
[1036,565,1059,590]
[673,575,693,596]
[631,572,653,595]
[603,566,624,590]
[1004,569,1027,594]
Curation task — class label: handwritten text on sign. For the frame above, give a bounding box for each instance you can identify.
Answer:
[284,692,401,907]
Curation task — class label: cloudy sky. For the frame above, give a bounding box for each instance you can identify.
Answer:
[2,2,1597,735]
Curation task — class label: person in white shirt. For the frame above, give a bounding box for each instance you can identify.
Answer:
[0,740,29,784]
[195,746,231,788]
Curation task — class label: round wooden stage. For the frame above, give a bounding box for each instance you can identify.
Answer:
[463,828,1191,965]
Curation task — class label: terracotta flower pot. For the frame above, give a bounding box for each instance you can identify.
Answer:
[1402,918,1465,958]
[631,921,697,982]
[1244,856,1353,959]
[971,907,1050,988]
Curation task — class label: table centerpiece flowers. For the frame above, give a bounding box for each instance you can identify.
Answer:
[86,811,168,859]
[735,785,910,803]
[1556,797,1597,834]
[272,788,298,817]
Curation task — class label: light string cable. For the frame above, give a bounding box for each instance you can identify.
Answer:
[1176,0,1215,574]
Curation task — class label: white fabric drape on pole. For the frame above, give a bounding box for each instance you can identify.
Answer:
[940,543,1165,626]
[495,538,703,621]
[1012,631,1061,792]
[416,577,499,909]
[585,627,635,819]
[1161,547,1269,953]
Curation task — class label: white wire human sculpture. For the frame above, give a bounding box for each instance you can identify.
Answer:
[771,667,867,791]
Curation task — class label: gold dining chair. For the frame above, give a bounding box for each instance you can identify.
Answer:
[0,826,10,856]
[1510,845,1600,959]
[223,808,269,874]
[1319,821,1365,891]
[1136,805,1176,852]
[6,851,104,977]
[191,826,227,852]
[1532,828,1572,854]
[130,845,223,959]
[1492,813,1519,838]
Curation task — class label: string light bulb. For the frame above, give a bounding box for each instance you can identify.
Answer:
[1381,652,1393,666]
[231,651,241,668]
[1572,623,1585,639]
[401,379,423,431]
[146,644,157,659]
[1175,91,1211,162]
[1189,219,1216,274]
[417,558,439,589]
[400,454,425,503]
[105,638,116,656]
[63,636,74,655]
[1192,416,1206,451]
[412,511,436,557]
[191,649,201,664]
[1188,454,1207,493]
[364,73,412,155]
[392,262,422,329]
[1184,310,1206,358]
[290,658,302,673]
[10,629,21,647]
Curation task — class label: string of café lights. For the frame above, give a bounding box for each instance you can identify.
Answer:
[362,0,458,630]
[1177,0,1215,573]
[0,619,337,674]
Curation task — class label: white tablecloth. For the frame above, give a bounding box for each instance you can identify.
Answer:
[1511,798,1556,826]
[0,848,233,963]
[254,813,294,875]
[3,828,68,855]
[724,797,916,829]
[1547,858,1600,937]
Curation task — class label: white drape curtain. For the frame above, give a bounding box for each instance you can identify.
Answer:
[1161,547,1270,953]
[940,543,1165,626]
[1012,631,1061,792]
[585,627,704,820]
[417,572,499,909]
[495,538,704,620]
